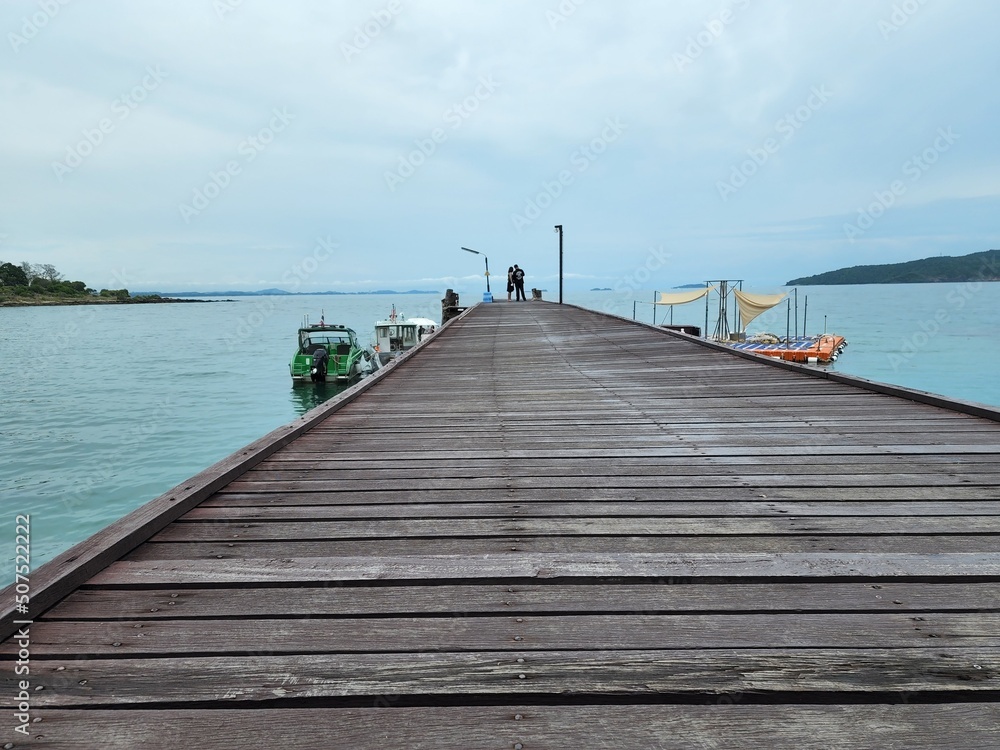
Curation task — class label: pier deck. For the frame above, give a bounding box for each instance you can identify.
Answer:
[3,301,1000,748]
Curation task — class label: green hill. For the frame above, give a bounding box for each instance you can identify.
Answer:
[787,249,1000,285]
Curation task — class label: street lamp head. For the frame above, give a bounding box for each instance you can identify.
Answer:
[460,247,491,298]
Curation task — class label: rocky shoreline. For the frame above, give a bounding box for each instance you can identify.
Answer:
[0,295,211,307]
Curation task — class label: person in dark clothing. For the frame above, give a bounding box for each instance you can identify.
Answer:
[311,347,329,382]
[506,266,515,301]
[512,264,526,301]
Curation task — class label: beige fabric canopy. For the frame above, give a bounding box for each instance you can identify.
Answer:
[734,289,787,330]
[656,287,712,306]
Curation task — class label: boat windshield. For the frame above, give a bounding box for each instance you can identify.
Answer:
[300,332,354,350]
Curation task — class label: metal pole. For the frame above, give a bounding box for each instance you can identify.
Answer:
[632,301,636,320]
[803,296,808,337]
[461,247,490,297]
[785,298,790,347]
[704,284,709,339]
[652,291,657,325]
[554,224,563,304]
[794,288,798,339]
[735,281,743,337]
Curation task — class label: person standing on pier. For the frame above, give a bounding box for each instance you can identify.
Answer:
[513,264,526,301]
[506,266,515,301]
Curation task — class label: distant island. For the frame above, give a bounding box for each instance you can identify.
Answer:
[1,259,444,306]
[590,287,612,291]
[136,289,440,297]
[674,284,707,289]
[787,249,1000,285]
[0,260,201,307]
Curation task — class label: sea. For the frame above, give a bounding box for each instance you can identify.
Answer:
[2,283,999,582]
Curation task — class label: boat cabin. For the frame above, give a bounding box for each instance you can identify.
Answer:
[374,321,419,355]
[298,325,358,357]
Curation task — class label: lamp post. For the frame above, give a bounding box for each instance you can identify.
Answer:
[461,246,492,302]
[554,224,563,304]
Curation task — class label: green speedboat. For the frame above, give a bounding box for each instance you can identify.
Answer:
[289,319,367,383]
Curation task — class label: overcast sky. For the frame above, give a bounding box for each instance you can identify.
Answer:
[2,0,997,294]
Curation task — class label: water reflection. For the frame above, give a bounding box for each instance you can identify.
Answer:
[288,379,354,415]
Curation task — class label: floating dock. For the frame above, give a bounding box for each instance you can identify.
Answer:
[729,333,847,363]
[2,301,999,748]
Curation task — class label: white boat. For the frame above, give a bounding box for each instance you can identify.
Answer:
[371,306,437,369]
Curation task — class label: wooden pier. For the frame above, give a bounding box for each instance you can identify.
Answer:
[3,301,1000,748]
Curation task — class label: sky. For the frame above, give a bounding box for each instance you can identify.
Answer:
[1,0,998,295]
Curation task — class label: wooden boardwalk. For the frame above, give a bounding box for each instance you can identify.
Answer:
[3,301,1000,748]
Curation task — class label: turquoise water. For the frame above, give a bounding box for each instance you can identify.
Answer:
[2,284,999,581]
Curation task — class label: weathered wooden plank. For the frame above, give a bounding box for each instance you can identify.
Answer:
[11,648,999,707]
[149,516,1000,542]
[219,474,1000,493]
[122,534,1000,560]
[288,433,1000,448]
[205,485,1000,504]
[256,453,1000,468]
[31,696,1000,750]
[432,415,968,426]
[87,553,1000,586]
[8,612,999,657]
[287,424,991,439]
[181,500,1000,521]
[300,394,974,409]
[260,444,1000,459]
[42,582,1000,620]
[22,705,1000,750]
[290,398,950,413]
[240,462,1000,480]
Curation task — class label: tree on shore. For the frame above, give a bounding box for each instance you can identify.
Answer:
[38,263,63,282]
[0,261,92,298]
[0,262,29,287]
[19,261,36,285]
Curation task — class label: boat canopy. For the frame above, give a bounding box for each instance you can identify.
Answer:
[656,287,714,306]
[734,290,787,330]
[298,327,356,353]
